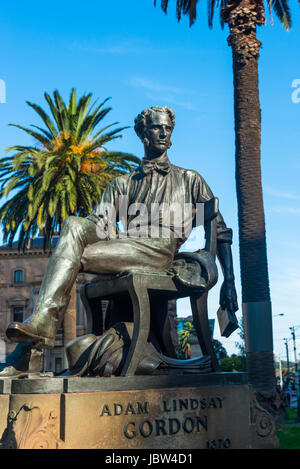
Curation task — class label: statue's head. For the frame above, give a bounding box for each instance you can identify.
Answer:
[134,106,175,158]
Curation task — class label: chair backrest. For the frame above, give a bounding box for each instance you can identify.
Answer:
[192,197,219,370]
[204,197,219,259]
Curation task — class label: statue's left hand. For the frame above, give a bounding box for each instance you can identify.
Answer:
[219,279,238,313]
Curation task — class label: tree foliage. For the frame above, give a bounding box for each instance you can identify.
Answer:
[178,321,194,359]
[220,354,246,372]
[154,0,293,30]
[213,339,228,360]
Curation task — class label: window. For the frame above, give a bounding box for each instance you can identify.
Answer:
[55,357,62,373]
[12,307,24,322]
[14,270,24,283]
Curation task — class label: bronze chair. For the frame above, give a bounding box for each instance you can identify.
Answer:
[80,197,219,376]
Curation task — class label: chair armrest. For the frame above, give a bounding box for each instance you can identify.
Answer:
[204,197,219,223]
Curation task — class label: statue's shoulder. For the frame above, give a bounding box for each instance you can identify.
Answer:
[171,164,203,180]
[112,173,131,184]
[110,169,142,191]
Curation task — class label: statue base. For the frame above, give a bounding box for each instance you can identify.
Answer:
[0,373,279,449]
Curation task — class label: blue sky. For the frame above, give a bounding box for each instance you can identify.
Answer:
[0,0,300,359]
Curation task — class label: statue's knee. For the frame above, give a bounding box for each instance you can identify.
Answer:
[62,216,79,231]
[61,216,89,245]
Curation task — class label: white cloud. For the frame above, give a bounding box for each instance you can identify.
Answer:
[265,186,300,200]
[70,39,146,55]
[129,77,185,95]
[129,76,201,111]
[70,40,193,56]
[271,206,300,215]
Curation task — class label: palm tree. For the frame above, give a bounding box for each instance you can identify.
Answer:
[0,88,140,250]
[154,0,293,396]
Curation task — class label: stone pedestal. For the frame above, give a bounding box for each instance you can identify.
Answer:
[0,373,279,449]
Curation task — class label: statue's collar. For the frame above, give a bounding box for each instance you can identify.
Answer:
[140,154,171,176]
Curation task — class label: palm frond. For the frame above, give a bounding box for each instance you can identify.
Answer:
[271,0,291,29]
[43,92,62,132]
[154,0,200,26]
[208,0,217,28]
[26,101,58,138]
[68,88,77,115]
[8,124,53,150]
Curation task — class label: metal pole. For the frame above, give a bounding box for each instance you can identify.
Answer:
[279,358,283,389]
[290,327,300,422]
[290,327,298,374]
[284,338,290,389]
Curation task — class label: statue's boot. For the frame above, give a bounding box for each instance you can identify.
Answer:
[6,306,65,349]
[6,257,77,348]
[6,216,99,348]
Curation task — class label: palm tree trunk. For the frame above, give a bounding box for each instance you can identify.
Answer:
[223,0,276,395]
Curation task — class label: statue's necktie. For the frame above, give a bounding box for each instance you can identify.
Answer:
[140,157,171,175]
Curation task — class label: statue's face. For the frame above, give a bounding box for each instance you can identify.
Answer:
[144,111,173,157]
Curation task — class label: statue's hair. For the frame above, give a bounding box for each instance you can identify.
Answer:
[134,106,175,140]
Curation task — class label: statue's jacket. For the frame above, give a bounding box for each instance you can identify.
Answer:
[88,154,232,254]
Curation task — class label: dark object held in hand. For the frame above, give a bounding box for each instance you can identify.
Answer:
[217,307,239,338]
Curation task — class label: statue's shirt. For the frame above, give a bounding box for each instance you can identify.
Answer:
[88,154,232,249]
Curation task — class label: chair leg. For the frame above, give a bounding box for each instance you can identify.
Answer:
[80,285,103,335]
[120,276,151,376]
[80,285,94,334]
[190,293,219,371]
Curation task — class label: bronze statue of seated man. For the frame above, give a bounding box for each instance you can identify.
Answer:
[4,105,238,372]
